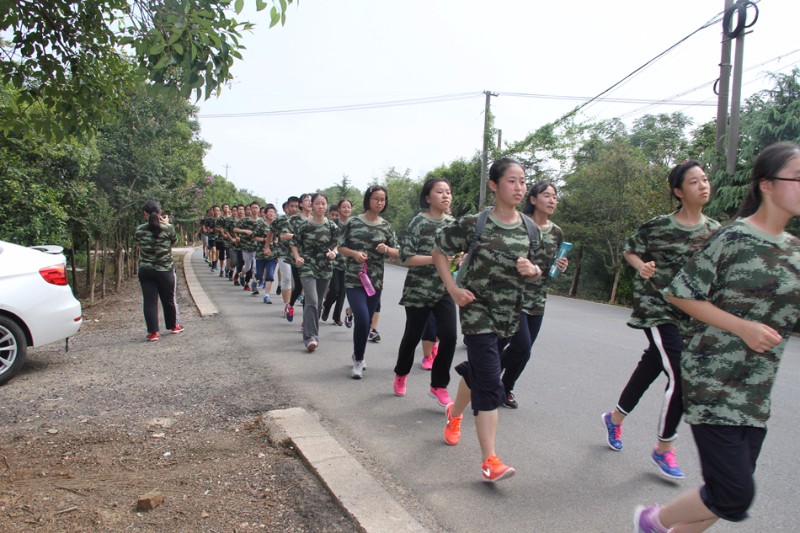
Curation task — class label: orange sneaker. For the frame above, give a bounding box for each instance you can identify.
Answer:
[481,455,515,482]
[444,403,462,445]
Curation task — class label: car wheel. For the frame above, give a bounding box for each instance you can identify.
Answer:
[0,316,27,385]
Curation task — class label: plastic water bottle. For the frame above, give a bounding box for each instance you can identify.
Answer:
[548,242,573,278]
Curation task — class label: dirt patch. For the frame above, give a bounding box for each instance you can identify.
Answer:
[0,258,357,532]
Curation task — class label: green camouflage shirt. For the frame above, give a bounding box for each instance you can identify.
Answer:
[332,218,347,270]
[255,220,272,260]
[340,214,397,292]
[236,217,261,252]
[625,213,720,330]
[292,218,340,279]
[200,215,213,236]
[664,219,800,427]
[135,222,176,271]
[435,212,541,338]
[272,214,293,258]
[522,222,564,316]
[399,212,454,308]
[227,217,242,250]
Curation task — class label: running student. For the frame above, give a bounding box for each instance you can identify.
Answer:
[234,202,261,292]
[338,185,399,379]
[602,160,719,480]
[290,193,339,351]
[321,198,353,326]
[500,181,568,409]
[633,142,800,531]
[254,204,278,301]
[134,200,183,341]
[393,177,457,408]
[282,194,312,321]
[267,197,299,318]
[432,157,543,482]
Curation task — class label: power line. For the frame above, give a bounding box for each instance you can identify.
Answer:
[498,91,714,106]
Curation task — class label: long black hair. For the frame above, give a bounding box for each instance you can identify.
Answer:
[523,181,557,216]
[419,177,450,209]
[736,142,800,218]
[143,200,162,238]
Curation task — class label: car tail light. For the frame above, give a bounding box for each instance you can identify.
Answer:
[39,264,68,286]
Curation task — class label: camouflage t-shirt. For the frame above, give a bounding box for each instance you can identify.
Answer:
[399,212,454,308]
[213,216,226,242]
[227,217,241,250]
[339,214,397,292]
[236,217,261,252]
[270,215,289,259]
[625,213,720,330]
[135,222,176,271]
[522,222,564,316]
[255,220,272,260]
[292,218,340,279]
[280,214,309,258]
[435,212,541,338]
[200,215,213,236]
[664,219,800,427]
[332,218,347,271]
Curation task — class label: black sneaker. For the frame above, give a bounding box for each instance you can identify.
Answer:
[503,392,518,409]
[368,329,381,343]
[344,308,353,328]
[321,307,330,322]
[276,285,281,295]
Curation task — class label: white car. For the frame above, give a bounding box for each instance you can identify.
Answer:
[0,241,83,385]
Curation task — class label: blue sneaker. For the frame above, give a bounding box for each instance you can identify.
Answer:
[602,412,623,451]
[633,504,668,533]
[263,294,272,304]
[651,448,685,480]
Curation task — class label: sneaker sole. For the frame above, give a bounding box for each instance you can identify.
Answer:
[650,456,685,480]
[483,467,515,483]
[602,412,623,451]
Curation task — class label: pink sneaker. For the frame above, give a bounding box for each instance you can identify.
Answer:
[428,387,452,407]
[394,375,407,396]
[431,342,439,358]
[421,356,434,370]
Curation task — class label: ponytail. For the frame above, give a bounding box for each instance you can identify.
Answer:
[735,142,800,219]
[142,200,162,238]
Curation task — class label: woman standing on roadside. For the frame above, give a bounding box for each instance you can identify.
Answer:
[321,198,353,326]
[602,160,720,481]
[338,185,399,379]
[291,193,339,352]
[633,143,800,531]
[392,177,457,407]
[134,200,183,342]
[499,181,568,410]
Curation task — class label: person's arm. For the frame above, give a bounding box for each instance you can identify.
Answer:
[624,251,656,279]
[337,246,367,263]
[433,248,475,307]
[666,296,782,354]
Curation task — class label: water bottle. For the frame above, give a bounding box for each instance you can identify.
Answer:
[548,242,573,278]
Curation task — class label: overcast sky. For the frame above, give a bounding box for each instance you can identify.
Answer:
[196,0,800,208]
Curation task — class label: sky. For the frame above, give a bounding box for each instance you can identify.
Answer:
[196,0,800,208]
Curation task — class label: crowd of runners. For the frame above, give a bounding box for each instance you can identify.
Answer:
[137,142,800,533]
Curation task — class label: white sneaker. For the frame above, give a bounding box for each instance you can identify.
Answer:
[351,359,364,379]
[351,354,366,371]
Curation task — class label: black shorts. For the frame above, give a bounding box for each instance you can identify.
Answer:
[207,238,216,248]
[455,333,507,415]
[692,424,766,522]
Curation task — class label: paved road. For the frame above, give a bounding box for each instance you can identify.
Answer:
[191,250,799,532]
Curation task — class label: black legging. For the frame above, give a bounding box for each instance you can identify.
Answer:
[138,267,179,334]
[393,295,457,389]
[322,268,346,321]
[289,265,303,306]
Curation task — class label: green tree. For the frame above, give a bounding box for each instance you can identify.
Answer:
[629,112,692,167]
[0,0,295,139]
[373,168,420,242]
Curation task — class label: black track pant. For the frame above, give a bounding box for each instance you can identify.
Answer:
[138,267,178,334]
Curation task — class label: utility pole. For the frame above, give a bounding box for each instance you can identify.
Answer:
[224,164,231,180]
[726,18,746,175]
[479,90,498,210]
[713,0,733,176]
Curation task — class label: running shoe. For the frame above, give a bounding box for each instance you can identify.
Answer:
[298,294,304,305]
[503,392,518,409]
[321,307,330,322]
[243,283,250,291]
[428,387,452,407]
[431,342,439,358]
[481,455,516,483]
[285,303,294,322]
[252,288,259,295]
[633,504,668,533]
[420,355,434,370]
[276,285,281,294]
[651,448,685,480]
[393,375,407,396]
[219,270,224,277]
[351,354,366,371]
[444,402,462,445]
[602,411,623,451]
[234,279,240,286]
[368,329,381,343]
[332,320,343,326]
[263,295,272,304]
[351,359,364,379]
[344,308,353,328]
[171,324,184,334]
[306,339,318,352]
[146,332,160,342]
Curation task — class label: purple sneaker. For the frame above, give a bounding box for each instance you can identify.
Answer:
[602,412,623,451]
[633,504,668,533]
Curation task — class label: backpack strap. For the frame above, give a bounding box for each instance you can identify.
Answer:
[519,213,541,264]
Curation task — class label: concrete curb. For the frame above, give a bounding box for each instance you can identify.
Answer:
[179,247,218,317]
[266,408,427,533]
